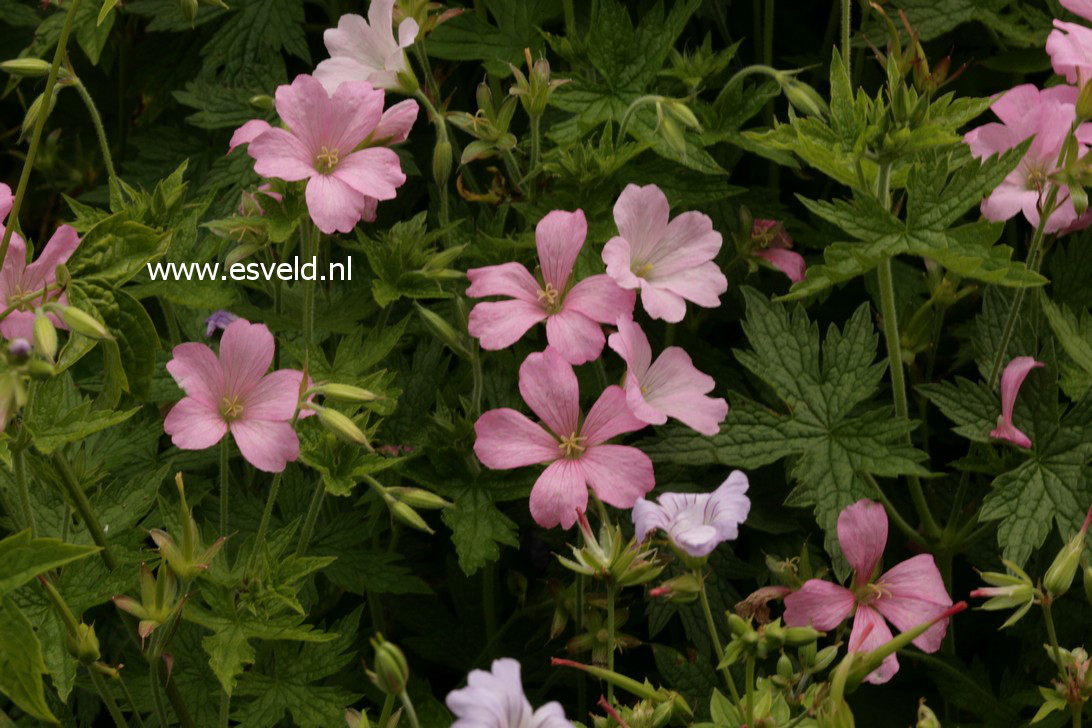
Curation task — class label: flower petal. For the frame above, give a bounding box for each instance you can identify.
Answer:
[468,299,547,351]
[783,580,856,631]
[333,147,406,201]
[612,183,670,264]
[544,308,605,365]
[838,499,888,583]
[373,99,418,144]
[474,408,559,469]
[219,319,275,399]
[564,275,635,325]
[314,56,372,94]
[637,279,687,323]
[873,553,953,653]
[228,119,273,153]
[536,209,586,290]
[997,356,1043,431]
[519,347,581,438]
[607,316,653,380]
[579,444,654,509]
[164,397,227,450]
[849,605,899,685]
[528,459,587,529]
[466,262,540,303]
[274,74,331,151]
[23,224,80,292]
[243,369,305,421]
[166,342,224,407]
[230,419,300,472]
[305,174,369,235]
[581,384,648,446]
[328,80,385,152]
[754,248,807,283]
[249,127,316,182]
[640,347,727,436]
[631,497,669,542]
[602,236,641,291]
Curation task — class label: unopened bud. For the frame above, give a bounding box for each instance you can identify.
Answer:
[476,82,493,114]
[388,499,435,534]
[316,406,371,449]
[1071,184,1089,216]
[0,58,52,78]
[178,0,199,23]
[916,699,940,728]
[812,644,840,672]
[781,77,830,119]
[225,243,262,268]
[647,573,702,603]
[319,383,380,404]
[249,94,274,111]
[344,708,369,728]
[1044,506,1092,598]
[784,625,823,647]
[727,613,749,637]
[658,115,687,157]
[26,358,55,379]
[1084,563,1092,606]
[664,99,701,131]
[62,306,112,339]
[68,623,101,665]
[777,653,794,682]
[415,303,471,359]
[387,486,451,510]
[371,636,410,695]
[33,313,57,361]
[432,139,453,187]
[22,90,58,141]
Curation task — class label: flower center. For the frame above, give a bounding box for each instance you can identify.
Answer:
[558,431,586,458]
[314,146,341,174]
[537,282,561,312]
[634,262,654,278]
[856,580,890,605]
[220,395,244,421]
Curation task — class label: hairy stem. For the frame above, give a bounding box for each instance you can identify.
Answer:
[90,669,130,728]
[377,692,395,728]
[745,657,756,728]
[72,79,119,187]
[841,0,852,76]
[149,659,171,728]
[1042,600,1064,679]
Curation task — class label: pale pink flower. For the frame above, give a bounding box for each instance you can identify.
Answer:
[164,319,307,473]
[0,183,80,341]
[783,499,953,685]
[602,184,727,323]
[227,74,408,235]
[607,316,727,435]
[467,210,635,365]
[632,470,750,558]
[314,3,419,94]
[474,347,653,529]
[1061,0,1092,20]
[1048,20,1092,85]
[751,219,806,283]
[990,356,1044,449]
[964,85,1092,233]
[447,658,568,728]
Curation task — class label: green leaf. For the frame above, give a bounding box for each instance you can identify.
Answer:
[311,513,431,596]
[0,597,57,723]
[66,212,169,287]
[200,0,309,74]
[1040,294,1092,380]
[75,282,160,399]
[26,376,139,455]
[98,0,120,25]
[916,377,998,443]
[0,530,100,596]
[427,0,560,75]
[442,488,519,576]
[861,0,1048,46]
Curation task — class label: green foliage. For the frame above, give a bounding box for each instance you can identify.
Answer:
[0,530,99,596]
[0,596,56,723]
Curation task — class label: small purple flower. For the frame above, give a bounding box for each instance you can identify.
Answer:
[8,338,31,358]
[446,658,568,728]
[205,311,240,338]
[631,470,751,557]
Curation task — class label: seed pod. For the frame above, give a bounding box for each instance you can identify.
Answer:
[1044,506,1092,598]
[388,500,435,534]
[62,306,112,339]
[316,407,371,449]
[33,313,57,361]
[371,636,410,695]
[68,623,101,665]
[319,383,380,404]
[387,487,451,510]
[0,58,52,78]
[432,139,453,187]
[248,94,274,111]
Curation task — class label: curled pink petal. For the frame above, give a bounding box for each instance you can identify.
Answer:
[783,579,857,631]
[990,356,1043,449]
[228,119,273,153]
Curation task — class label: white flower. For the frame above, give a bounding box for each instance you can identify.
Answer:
[446,658,569,728]
[632,471,751,558]
[314,2,418,94]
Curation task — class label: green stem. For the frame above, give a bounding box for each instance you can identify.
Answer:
[164,674,198,728]
[562,0,576,37]
[398,692,421,728]
[606,582,617,703]
[483,561,497,640]
[413,89,451,231]
[52,451,118,570]
[160,298,181,348]
[841,0,852,75]
[1042,600,1065,679]
[529,113,542,176]
[89,669,130,728]
[0,0,83,266]
[745,657,756,728]
[294,478,325,556]
[149,659,171,728]
[13,447,35,536]
[1071,703,1082,728]
[115,673,147,728]
[500,149,527,197]
[411,42,439,100]
[72,78,118,187]
[698,572,744,710]
[471,347,484,418]
[219,690,230,728]
[219,438,230,537]
[248,471,282,570]
[377,693,396,728]
[616,94,661,145]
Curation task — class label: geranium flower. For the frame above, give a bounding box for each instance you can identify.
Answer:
[632,470,750,557]
[446,658,568,728]
[990,356,1044,449]
[474,347,653,529]
[607,316,727,435]
[314,2,419,94]
[750,219,806,283]
[964,85,1092,233]
[228,74,408,235]
[602,184,727,322]
[783,499,953,684]
[164,319,307,473]
[0,183,80,341]
[467,210,634,365]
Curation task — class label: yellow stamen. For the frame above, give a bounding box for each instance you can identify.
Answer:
[315,146,341,174]
[634,262,654,277]
[558,431,586,458]
[220,396,244,421]
[537,282,561,311]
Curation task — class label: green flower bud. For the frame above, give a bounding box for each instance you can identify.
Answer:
[388,499,435,534]
[0,58,52,78]
[812,644,840,672]
[249,94,274,111]
[387,486,451,510]
[776,653,794,682]
[225,243,262,268]
[664,99,701,131]
[432,139,453,187]
[68,623,101,665]
[26,358,55,380]
[1044,506,1092,598]
[1071,184,1089,217]
[916,699,941,728]
[33,313,57,361]
[319,383,380,404]
[780,76,830,119]
[415,303,471,359]
[178,0,199,23]
[1083,563,1092,607]
[316,406,371,449]
[784,625,824,647]
[371,635,410,695]
[727,613,749,637]
[61,306,112,340]
[1078,80,1092,122]
[394,62,419,96]
[658,114,687,157]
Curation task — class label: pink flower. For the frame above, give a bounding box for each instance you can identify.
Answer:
[751,219,806,283]
[447,658,568,728]
[228,74,408,235]
[607,316,727,435]
[1048,20,1092,85]
[164,319,307,473]
[602,184,727,323]
[783,499,953,685]
[1061,0,1092,21]
[990,356,1044,449]
[0,183,80,341]
[467,210,634,365]
[964,85,1092,233]
[314,4,418,94]
[474,347,654,529]
[632,470,750,557]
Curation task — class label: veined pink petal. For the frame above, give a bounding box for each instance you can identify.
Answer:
[564,275,635,325]
[274,74,331,152]
[647,210,723,276]
[474,408,559,468]
[166,342,224,407]
[647,261,728,309]
[602,237,641,291]
[873,554,953,653]
[638,347,727,436]
[545,308,606,365]
[468,299,547,350]
[579,444,654,509]
[991,85,1055,126]
[536,209,586,291]
[332,147,406,201]
[373,99,418,144]
[981,184,1039,224]
[314,56,372,95]
[305,174,369,235]
[243,369,304,421]
[612,184,670,264]
[990,356,1043,448]
[219,319,275,399]
[466,262,540,303]
[529,458,588,529]
[0,310,35,341]
[0,183,11,220]
[637,279,687,323]
[581,384,648,446]
[783,580,856,630]
[249,127,316,182]
[754,248,806,283]
[623,371,667,426]
[708,470,751,542]
[22,224,80,292]
[837,499,888,583]
[164,397,228,450]
[518,348,581,438]
[964,122,1018,160]
[849,605,899,685]
[230,418,300,473]
[631,498,669,542]
[607,316,653,381]
[328,80,385,152]
[1048,20,1092,84]
[228,119,273,153]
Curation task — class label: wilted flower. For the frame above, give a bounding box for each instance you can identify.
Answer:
[314,3,419,94]
[446,658,569,728]
[474,347,653,529]
[784,499,953,684]
[467,210,634,365]
[602,183,727,323]
[989,356,1044,449]
[750,219,806,283]
[631,470,750,558]
[163,319,308,472]
[608,316,727,435]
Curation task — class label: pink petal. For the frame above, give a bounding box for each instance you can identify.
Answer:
[243,369,304,421]
[397,17,418,48]
[991,85,1047,126]
[230,418,300,473]
[612,184,670,264]
[332,148,406,201]
[563,275,635,325]
[314,56,372,95]
[581,384,648,446]
[579,444,654,509]
[754,248,806,283]
[1062,0,1092,20]
[981,183,1038,224]
[474,408,559,469]
[0,310,35,341]
[623,371,667,426]
[219,319,275,399]
[873,554,953,653]
[607,316,652,380]
[990,420,1033,449]
[166,342,224,407]
[535,209,586,290]
[647,210,723,276]
[998,356,1043,425]
[637,279,687,323]
[0,183,11,221]
[528,459,588,529]
[518,348,581,438]
[305,174,369,235]
[1048,21,1092,84]
[646,261,727,309]
[544,308,606,365]
[631,498,669,542]
[783,580,856,631]
[373,99,418,144]
[837,499,888,583]
[228,119,273,153]
[849,605,899,685]
[639,347,727,435]
[963,122,1018,160]
[602,236,641,291]
[164,397,228,450]
[467,299,547,351]
[274,74,331,152]
[466,262,540,303]
[328,80,385,151]
[249,127,316,182]
[23,224,80,291]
